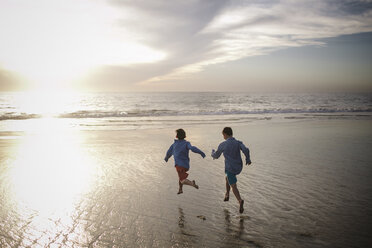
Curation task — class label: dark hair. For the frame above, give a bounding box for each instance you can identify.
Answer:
[176,129,186,140]
[222,127,233,136]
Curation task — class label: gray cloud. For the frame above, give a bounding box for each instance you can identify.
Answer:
[76,0,229,89]
[2,0,369,91]
[0,69,27,91]
[88,0,371,88]
[111,0,226,44]
[335,0,372,15]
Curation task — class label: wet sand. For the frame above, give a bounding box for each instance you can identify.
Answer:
[1,118,372,247]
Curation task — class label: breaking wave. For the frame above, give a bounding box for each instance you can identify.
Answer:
[0,113,41,121]
[58,107,372,119]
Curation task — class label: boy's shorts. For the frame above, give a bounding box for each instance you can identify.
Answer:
[225,170,237,185]
[175,165,189,181]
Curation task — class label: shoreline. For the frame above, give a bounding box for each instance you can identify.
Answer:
[1,111,371,134]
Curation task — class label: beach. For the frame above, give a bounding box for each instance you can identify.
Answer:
[1,117,371,247]
[1,0,372,246]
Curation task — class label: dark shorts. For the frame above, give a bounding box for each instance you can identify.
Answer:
[225,170,237,185]
[175,165,189,181]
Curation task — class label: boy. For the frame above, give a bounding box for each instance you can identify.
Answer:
[211,127,251,213]
[165,129,206,194]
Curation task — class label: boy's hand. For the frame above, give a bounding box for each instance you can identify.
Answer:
[211,149,216,159]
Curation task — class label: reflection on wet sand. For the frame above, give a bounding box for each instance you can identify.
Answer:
[224,209,244,239]
[0,120,98,247]
[178,208,185,228]
[223,209,262,248]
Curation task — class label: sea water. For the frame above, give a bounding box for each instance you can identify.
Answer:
[1,92,371,131]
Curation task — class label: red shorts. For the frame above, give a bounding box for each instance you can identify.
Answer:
[175,165,189,181]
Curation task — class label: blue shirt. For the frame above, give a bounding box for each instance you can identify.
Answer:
[212,137,251,175]
[164,139,205,169]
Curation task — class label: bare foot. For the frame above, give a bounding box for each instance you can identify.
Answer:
[192,180,199,189]
[239,200,244,213]
[224,194,229,202]
[177,190,183,195]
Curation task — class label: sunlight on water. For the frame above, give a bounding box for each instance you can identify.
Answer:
[7,118,97,238]
[12,91,79,117]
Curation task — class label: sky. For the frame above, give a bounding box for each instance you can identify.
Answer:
[0,0,372,92]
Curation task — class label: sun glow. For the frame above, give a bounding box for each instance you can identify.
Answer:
[0,0,166,91]
[2,91,102,245]
[9,118,97,215]
[12,91,78,118]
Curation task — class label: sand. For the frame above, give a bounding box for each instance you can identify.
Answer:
[1,118,371,247]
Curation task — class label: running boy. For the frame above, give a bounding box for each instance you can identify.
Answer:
[165,129,206,194]
[211,127,251,213]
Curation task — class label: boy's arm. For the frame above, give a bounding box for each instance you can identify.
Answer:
[211,143,224,159]
[240,142,251,165]
[187,142,206,158]
[164,145,173,162]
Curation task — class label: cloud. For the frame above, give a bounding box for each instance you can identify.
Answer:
[0,69,27,91]
[1,0,371,91]
[0,0,167,91]
[335,0,372,15]
[98,0,229,85]
[106,0,372,86]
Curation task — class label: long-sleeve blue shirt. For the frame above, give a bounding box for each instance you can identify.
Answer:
[164,139,205,169]
[211,137,251,175]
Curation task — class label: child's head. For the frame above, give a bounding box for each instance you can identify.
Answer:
[176,128,186,140]
[222,127,233,139]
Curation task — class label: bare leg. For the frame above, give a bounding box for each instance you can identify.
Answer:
[231,184,242,202]
[181,179,199,189]
[224,177,230,201]
[231,183,244,213]
[178,181,183,194]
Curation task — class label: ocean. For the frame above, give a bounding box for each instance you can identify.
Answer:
[1,92,372,131]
